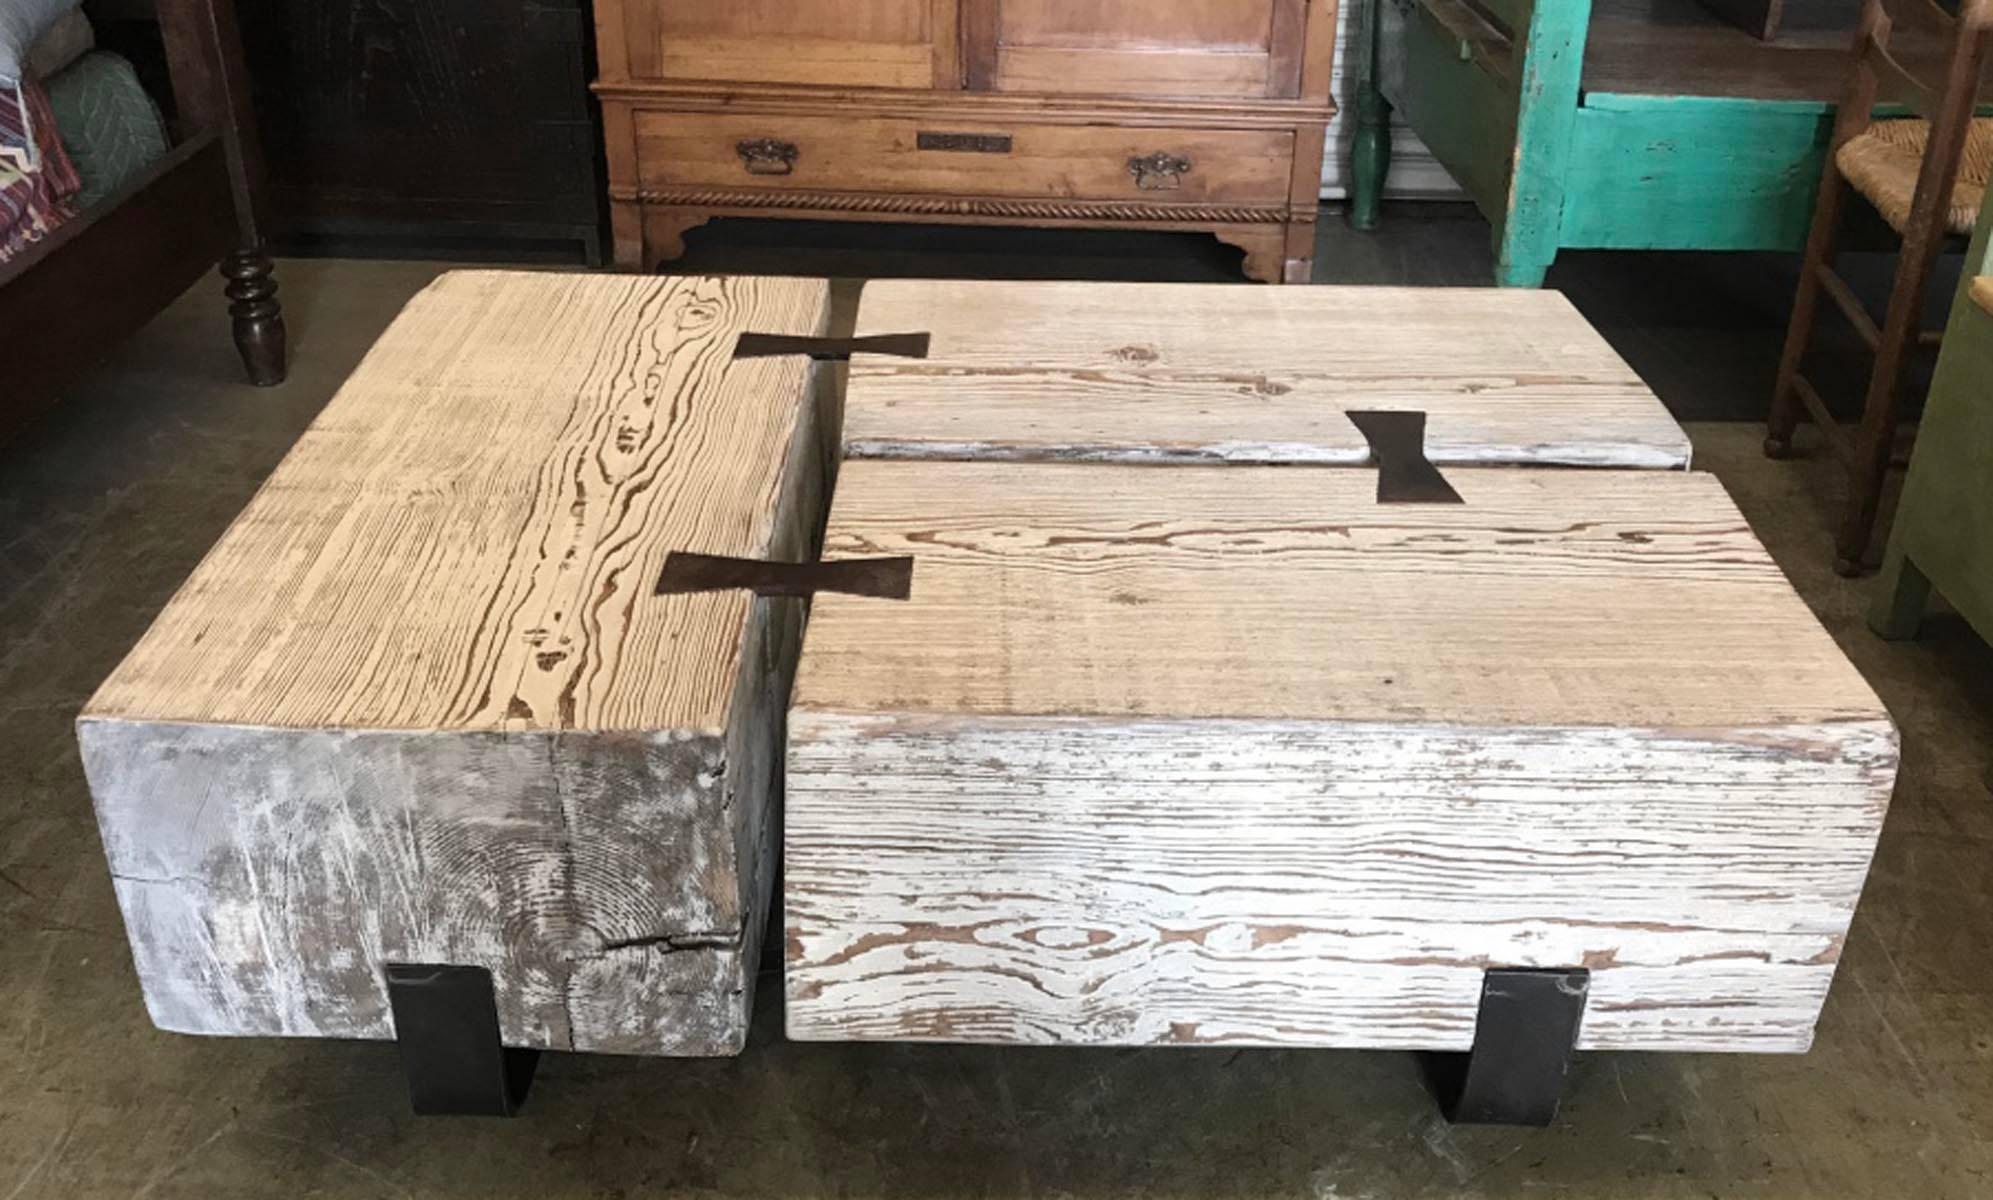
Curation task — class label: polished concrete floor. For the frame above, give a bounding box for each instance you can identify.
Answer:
[3,210,1991,1198]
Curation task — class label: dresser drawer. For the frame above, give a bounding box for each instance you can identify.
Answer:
[633,112,1295,207]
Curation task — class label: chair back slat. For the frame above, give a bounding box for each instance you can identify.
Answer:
[1845,0,1993,138]
[1867,40,1943,118]
[1875,0,1957,38]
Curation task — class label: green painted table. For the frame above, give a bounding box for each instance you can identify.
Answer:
[1870,199,1993,647]
[1351,0,1870,285]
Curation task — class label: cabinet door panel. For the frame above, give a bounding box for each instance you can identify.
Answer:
[971,0,1307,98]
[629,0,957,89]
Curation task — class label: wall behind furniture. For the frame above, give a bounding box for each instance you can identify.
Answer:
[238,0,1445,264]
[238,0,605,262]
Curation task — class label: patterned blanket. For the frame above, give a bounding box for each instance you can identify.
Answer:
[1,75,80,262]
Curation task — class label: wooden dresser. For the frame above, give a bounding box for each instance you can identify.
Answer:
[590,2,1337,283]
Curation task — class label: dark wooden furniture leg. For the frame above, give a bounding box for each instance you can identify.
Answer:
[160,0,287,386]
[1767,4,1879,461]
[1766,175,1849,459]
[222,249,284,385]
[1839,208,1953,573]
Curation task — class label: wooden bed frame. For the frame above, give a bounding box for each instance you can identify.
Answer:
[1347,0,1948,285]
[0,0,284,443]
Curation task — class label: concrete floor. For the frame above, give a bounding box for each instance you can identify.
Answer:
[3,211,1992,1198]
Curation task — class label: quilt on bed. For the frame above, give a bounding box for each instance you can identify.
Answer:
[2,2,166,265]
[46,51,167,209]
[2,0,87,263]
[0,72,78,262]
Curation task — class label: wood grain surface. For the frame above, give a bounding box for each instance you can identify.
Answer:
[974,0,1306,99]
[80,271,834,1055]
[1584,0,1950,103]
[634,0,946,89]
[785,460,1898,1051]
[844,281,1691,467]
[87,271,827,734]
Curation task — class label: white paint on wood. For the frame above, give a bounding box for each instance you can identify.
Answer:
[79,271,836,1055]
[846,282,1690,469]
[784,461,1898,1052]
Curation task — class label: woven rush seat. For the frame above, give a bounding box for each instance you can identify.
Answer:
[1836,117,1993,236]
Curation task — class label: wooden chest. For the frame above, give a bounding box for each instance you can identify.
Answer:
[591,1,1338,283]
[79,271,836,1057]
[784,283,1896,1054]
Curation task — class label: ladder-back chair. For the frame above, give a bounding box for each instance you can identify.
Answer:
[1765,0,1992,575]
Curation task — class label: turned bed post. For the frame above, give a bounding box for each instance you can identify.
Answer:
[157,0,287,386]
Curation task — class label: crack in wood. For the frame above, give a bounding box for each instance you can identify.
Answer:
[596,930,740,955]
[549,730,579,1051]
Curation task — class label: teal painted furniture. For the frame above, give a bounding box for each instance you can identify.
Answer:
[1350,0,1865,285]
[1870,197,1993,646]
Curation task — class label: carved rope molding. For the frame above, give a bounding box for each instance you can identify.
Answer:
[623,188,1290,224]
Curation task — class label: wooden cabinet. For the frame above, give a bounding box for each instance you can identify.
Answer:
[594,0,1336,282]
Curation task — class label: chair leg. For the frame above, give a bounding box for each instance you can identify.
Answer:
[1834,214,1954,575]
[1767,177,1849,458]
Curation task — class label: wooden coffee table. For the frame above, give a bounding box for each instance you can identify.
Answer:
[785,279,1897,1125]
[80,271,837,1112]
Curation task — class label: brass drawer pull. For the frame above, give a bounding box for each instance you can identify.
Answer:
[1128,152,1193,191]
[738,139,799,176]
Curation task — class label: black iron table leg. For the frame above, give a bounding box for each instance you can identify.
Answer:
[1427,967,1591,1126]
[384,964,539,1117]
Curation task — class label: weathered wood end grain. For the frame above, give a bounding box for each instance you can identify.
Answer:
[80,270,835,1055]
[843,281,1691,467]
[785,461,1898,1052]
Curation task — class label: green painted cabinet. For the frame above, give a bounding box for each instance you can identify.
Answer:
[1871,200,1993,647]
[1352,0,1840,285]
